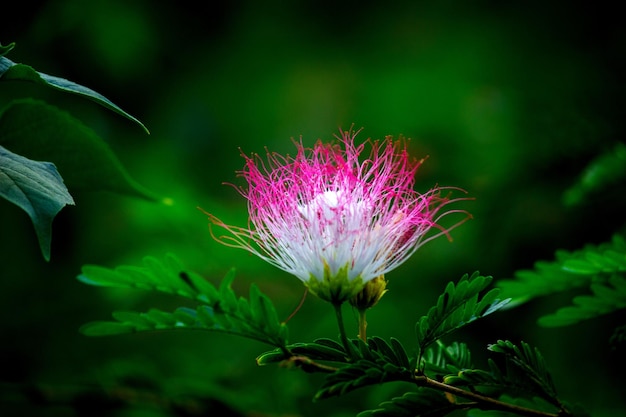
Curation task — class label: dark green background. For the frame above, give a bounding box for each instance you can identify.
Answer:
[1,1,625,416]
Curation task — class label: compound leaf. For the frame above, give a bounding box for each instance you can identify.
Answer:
[78,256,288,349]
[445,340,560,409]
[314,337,415,400]
[538,274,626,327]
[358,389,458,417]
[416,272,509,361]
[314,358,413,400]
[498,235,626,307]
[488,340,557,401]
[563,142,626,206]
[422,341,473,376]
[256,338,349,367]
[80,305,285,347]
[498,235,626,326]
[78,253,218,303]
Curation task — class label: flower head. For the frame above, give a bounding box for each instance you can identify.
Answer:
[205,128,471,303]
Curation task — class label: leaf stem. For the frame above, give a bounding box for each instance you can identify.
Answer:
[414,374,567,417]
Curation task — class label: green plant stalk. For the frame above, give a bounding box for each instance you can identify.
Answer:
[333,302,354,360]
[357,308,367,340]
[413,374,568,417]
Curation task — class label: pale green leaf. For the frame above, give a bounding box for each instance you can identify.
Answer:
[0,145,74,260]
[0,99,158,201]
[0,55,148,133]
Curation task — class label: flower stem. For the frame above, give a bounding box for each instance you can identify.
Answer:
[357,308,367,341]
[333,302,354,359]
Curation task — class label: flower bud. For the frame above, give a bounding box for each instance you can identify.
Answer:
[349,275,388,310]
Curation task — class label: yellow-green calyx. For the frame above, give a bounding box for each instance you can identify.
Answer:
[306,261,365,304]
[349,275,388,311]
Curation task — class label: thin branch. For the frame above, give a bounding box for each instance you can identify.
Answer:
[282,355,339,373]
[414,375,568,417]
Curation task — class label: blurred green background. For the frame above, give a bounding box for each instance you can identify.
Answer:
[1,1,625,416]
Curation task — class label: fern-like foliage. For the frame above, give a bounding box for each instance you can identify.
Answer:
[538,274,626,326]
[445,340,560,409]
[78,254,289,349]
[354,340,574,417]
[256,337,349,368]
[563,142,626,207]
[78,254,220,302]
[415,272,509,367]
[313,337,415,400]
[357,389,460,417]
[488,340,558,402]
[257,335,414,367]
[422,341,473,377]
[497,235,626,326]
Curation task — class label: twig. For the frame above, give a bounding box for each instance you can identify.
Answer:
[414,374,569,417]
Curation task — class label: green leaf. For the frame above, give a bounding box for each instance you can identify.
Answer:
[0,145,74,261]
[488,340,558,402]
[445,340,560,409]
[563,142,626,206]
[314,337,415,400]
[422,341,473,376]
[0,99,158,201]
[390,338,411,370]
[260,337,415,396]
[367,337,412,369]
[357,389,458,417]
[416,272,509,363]
[443,359,503,389]
[78,254,218,303]
[81,304,287,348]
[256,338,349,366]
[79,321,135,336]
[248,284,282,337]
[560,259,601,274]
[314,358,413,400]
[497,234,626,308]
[79,257,288,349]
[0,42,15,57]
[0,55,148,133]
[498,235,626,327]
[538,274,626,327]
[218,272,239,313]
[496,263,588,308]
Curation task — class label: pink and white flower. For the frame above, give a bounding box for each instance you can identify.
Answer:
[205,129,471,303]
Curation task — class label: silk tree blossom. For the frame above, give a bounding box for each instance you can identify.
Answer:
[205,129,471,303]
